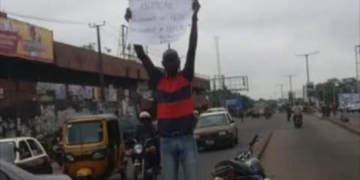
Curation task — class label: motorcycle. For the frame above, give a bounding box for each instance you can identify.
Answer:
[129,138,158,180]
[264,113,272,119]
[52,143,64,166]
[211,135,271,180]
[293,113,303,128]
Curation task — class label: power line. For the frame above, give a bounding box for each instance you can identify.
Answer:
[5,11,97,25]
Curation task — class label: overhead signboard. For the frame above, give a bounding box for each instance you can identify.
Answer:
[0,17,54,63]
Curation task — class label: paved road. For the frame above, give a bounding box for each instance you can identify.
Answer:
[262,114,360,180]
[109,116,281,180]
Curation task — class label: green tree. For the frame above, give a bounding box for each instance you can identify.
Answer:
[315,77,357,104]
[83,42,96,51]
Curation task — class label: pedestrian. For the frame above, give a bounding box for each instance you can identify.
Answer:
[286,104,292,121]
[125,1,201,180]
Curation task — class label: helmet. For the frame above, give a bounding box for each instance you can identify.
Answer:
[139,111,151,122]
[139,111,151,118]
[193,110,199,117]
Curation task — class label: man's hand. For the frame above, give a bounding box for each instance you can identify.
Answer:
[124,8,132,22]
[192,0,201,20]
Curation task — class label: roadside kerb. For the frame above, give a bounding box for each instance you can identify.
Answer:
[252,131,273,159]
[309,113,360,135]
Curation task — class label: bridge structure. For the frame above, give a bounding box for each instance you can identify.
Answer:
[0,12,210,123]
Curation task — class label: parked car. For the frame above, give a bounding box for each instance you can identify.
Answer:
[206,107,228,113]
[348,102,360,113]
[0,159,71,180]
[194,111,238,149]
[0,137,53,174]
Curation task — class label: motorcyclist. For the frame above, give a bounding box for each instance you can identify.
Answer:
[135,111,160,171]
[193,110,199,126]
[292,102,302,119]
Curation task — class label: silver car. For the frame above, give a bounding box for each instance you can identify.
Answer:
[0,160,71,180]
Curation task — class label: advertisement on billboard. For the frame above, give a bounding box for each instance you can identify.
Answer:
[338,93,360,107]
[0,17,54,63]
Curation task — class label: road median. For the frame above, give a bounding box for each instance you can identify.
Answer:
[252,131,273,159]
[310,113,360,135]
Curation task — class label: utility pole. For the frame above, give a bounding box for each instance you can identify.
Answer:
[215,36,221,77]
[214,36,225,90]
[287,75,294,93]
[332,84,337,104]
[287,75,295,104]
[121,25,128,59]
[277,84,284,100]
[322,86,326,103]
[168,43,171,49]
[89,21,106,101]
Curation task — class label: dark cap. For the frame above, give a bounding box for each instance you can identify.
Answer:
[162,49,179,61]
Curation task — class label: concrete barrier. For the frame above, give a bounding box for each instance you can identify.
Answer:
[252,131,273,159]
[310,113,360,136]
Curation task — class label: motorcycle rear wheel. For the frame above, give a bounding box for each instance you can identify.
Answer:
[294,119,302,128]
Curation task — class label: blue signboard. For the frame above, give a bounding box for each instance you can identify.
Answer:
[226,98,243,110]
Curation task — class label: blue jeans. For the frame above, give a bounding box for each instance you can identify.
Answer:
[160,135,198,180]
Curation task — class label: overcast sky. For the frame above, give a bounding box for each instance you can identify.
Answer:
[1,0,359,99]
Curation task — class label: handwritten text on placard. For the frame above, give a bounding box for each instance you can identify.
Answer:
[128,0,192,45]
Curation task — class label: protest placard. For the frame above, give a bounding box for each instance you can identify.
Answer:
[127,0,192,45]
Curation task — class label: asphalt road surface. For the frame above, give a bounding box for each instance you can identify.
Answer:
[109,115,280,180]
[54,114,359,180]
[262,114,360,180]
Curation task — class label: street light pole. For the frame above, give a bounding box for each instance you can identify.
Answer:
[277,84,284,100]
[355,45,360,95]
[287,75,295,104]
[296,51,320,104]
[297,51,319,84]
[287,75,294,93]
[305,55,310,83]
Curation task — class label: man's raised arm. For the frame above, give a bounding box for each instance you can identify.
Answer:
[183,0,200,80]
[134,45,156,74]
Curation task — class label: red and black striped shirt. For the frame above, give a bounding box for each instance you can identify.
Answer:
[148,67,196,134]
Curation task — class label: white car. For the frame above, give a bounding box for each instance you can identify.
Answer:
[0,159,71,180]
[0,137,53,174]
[348,103,360,113]
[206,107,228,113]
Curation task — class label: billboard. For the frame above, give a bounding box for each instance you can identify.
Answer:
[0,17,54,63]
[306,82,315,96]
[338,93,360,107]
[226,99,243,110]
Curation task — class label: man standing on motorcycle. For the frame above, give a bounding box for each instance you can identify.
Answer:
[125,1,201,180]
